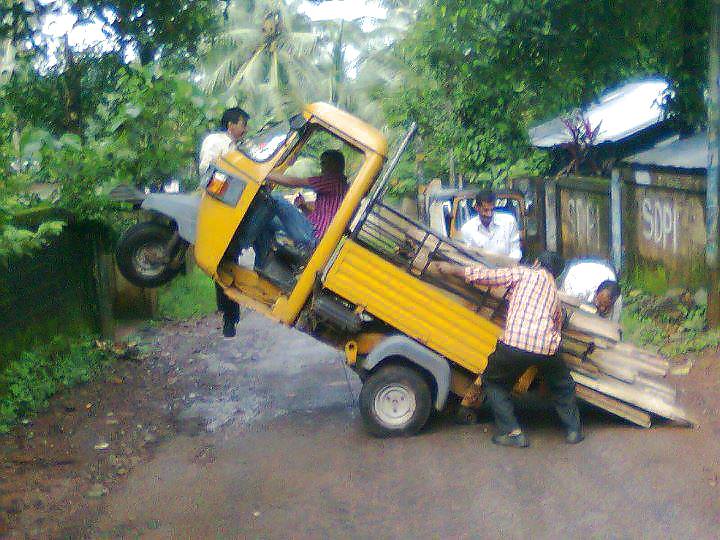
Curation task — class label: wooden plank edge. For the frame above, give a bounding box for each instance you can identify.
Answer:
[575,385,651,428]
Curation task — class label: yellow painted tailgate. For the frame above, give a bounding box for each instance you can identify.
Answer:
[323,240,501,373]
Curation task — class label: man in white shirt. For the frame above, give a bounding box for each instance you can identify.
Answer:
[198,107,249,177]
[558,259,622,321]
[198,107,249,338]
[459,191,522,261]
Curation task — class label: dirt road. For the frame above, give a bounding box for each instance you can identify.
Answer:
[2,310,720,538]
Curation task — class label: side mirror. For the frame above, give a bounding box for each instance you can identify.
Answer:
[289,114,307,131]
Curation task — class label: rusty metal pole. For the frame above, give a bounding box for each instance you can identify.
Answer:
[707,0,720,326]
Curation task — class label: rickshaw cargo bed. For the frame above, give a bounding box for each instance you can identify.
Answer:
[340,204,695,427]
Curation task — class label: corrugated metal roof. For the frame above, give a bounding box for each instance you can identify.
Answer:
[623,131,708,170]
[529,78,669,148]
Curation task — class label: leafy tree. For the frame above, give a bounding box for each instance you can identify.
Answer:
[200,0,322,119]
[0,103,64,263]
[4,52,127,135]
[0,63,215,263]
[383,0,711,181]
[309,0,420,125]
[65,0,220,65]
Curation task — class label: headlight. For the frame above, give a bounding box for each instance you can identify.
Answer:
[205,168,246,206]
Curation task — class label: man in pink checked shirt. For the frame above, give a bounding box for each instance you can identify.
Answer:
[435,251,583,448]
[255,150,348,262]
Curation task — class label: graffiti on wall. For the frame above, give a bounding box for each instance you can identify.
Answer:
[560,190,609,258]
[640,196,678,253]
[634,188,705,268]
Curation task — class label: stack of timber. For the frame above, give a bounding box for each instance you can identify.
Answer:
[359,203,695,427]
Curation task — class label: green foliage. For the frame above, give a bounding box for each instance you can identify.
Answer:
[621,288,720,357]
[383,0,711,184]
[1,64,217,260]
[623,265,670,296]
[0,337,114,433]
[82,64,218,190]
[157,267,217,320]
[0,220,65,263]
[4,54,128,135]
[387,157,420,196]
[43,1,219,66]
[0,105,64,261]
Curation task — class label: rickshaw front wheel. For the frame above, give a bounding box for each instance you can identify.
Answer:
[117,222,185,288]
[359,364,432,438]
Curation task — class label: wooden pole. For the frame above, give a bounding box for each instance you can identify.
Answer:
[610,168,623,275]
[544,178,558,252]
[449,155,456,188]
[707,0,720,326]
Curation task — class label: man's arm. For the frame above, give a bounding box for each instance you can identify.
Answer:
[507,217,522,262]
[459,218,477,246]
[266,172,312,188]
[433,262,520,287]
[433,262,467,279]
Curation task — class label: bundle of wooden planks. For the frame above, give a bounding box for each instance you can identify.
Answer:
[365,204,695,427]
[559,315,691,427]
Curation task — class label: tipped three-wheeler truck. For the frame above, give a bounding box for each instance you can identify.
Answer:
[188,102,692,436]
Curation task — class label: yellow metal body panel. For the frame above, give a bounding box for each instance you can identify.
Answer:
[194,102,387,310]
[323,240,501,374]
[271,152,385,324]
[194,181,261,278]
[194,113,303,279]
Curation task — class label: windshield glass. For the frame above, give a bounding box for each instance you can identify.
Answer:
[238,120,291,162]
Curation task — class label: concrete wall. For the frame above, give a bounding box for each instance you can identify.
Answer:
[619,167,707,285]
[515,174,707,286]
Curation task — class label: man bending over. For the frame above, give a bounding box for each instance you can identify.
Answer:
[435,252,583,448]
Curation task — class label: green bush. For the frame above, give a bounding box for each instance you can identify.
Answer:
[621,288,720,356]
[624,265,670,296]
[157,267,217,320]
[0,337,114,433]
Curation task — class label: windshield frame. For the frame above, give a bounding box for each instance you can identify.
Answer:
[236,121,294,163]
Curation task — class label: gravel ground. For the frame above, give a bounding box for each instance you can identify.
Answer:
[1,310,718,539]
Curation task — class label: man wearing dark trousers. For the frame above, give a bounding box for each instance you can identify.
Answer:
[436,251,583,448]
[199,107,249,338]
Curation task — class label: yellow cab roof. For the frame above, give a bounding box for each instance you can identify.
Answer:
[304,102,388,157]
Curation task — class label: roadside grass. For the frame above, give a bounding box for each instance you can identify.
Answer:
[0,338,114,433]
[157,267,217,320]
[624,265,670,296]
[621,288,720,357]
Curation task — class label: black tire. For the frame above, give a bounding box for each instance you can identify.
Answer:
[116,222,184,288]
[359,364,432,438]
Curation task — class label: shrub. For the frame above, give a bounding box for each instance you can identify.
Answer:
[0,338,114,433]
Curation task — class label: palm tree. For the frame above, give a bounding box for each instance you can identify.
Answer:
[200,0,324,120]
[313,18,367,107]
[333,0,421,127]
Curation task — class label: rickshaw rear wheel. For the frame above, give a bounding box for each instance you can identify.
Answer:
[117,222,185,288]
[359,364,432,437]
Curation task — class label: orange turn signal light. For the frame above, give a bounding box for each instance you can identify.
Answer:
[207,172,229,197]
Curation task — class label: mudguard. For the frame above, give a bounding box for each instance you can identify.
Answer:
[142,193,201,244]
[362,335,451,410]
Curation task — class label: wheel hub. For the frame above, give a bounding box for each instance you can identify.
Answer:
[374,383,416,428]
[132,243,167,277]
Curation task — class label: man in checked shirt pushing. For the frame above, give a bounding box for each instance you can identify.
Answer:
[435,251,583,448]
